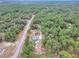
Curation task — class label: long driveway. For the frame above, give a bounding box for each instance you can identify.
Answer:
[11,15,35,58]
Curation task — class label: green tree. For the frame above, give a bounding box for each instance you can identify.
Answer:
[59,51,72,58]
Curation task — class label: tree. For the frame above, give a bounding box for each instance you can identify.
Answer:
[21,38,34,58]
[59,51,72,58]
[74,41,79,51]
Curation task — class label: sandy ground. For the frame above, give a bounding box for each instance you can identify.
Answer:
[0,31,22,58]
[34,41,45,54]
[0,42,16,58]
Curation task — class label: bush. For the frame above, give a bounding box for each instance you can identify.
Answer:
[59,51,72,58]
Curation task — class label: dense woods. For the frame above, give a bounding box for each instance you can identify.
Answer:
[0,4,43,42]
[0,4,79,58]
[31,4,79,58]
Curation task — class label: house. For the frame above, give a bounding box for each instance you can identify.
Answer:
[32,33,40,41]
[29,30,42,42]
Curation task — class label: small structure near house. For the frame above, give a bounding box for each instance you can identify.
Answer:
[0,33,5,42]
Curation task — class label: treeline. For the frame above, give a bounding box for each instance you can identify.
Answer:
[32,4,79,58]
[0,4,44,42]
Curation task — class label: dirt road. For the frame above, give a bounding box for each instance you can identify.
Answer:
[11,15,35,58]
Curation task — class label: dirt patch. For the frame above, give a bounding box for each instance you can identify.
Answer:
[0,42,16,58]
[0,31,22,58]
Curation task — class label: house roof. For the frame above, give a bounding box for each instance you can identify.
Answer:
[29,30,42,42]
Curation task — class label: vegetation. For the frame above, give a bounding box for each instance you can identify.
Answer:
[0,4,44,42]
[21,36,34,58]
[31,4,79,57]
[59,50,72,58]
[0,3,79,58]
